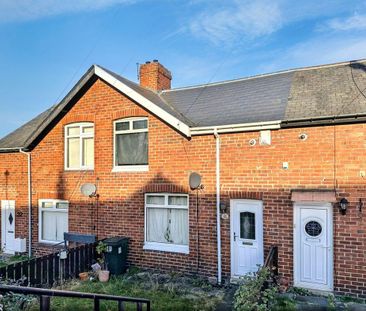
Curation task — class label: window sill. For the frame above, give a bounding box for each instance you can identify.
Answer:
[37,241,64,248]
[143,242,189,254]
[64,168,94,172]
[112,165,149,173]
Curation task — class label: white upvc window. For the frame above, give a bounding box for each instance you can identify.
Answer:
[65,123,94,170]
[39,199,69,244]
[144,193,189,254]
[113,117,148,172]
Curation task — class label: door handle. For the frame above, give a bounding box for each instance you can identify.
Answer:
[233,232,239,241]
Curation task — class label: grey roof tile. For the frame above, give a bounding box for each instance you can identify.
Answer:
[2,59,366,150]
[161,71,293,126]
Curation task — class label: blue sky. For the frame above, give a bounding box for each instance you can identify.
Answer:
[1,0,366,137]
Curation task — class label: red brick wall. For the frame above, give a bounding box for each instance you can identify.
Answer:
[1,78,366,297]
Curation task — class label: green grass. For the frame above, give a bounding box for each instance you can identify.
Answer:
[0,254,29,267]
[27,272,223,311]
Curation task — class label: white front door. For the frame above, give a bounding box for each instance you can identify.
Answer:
[231,200,264,277]
[294,203,333,291]
[1,200,16,254]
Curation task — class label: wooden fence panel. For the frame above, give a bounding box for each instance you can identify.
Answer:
[0,243,97,287]
[79,245,86,272]
[0,266,6,280]
[35,257,42,286]
[14,262,22,280]
[54,256,60,283]
[22,261,29,286]
[42,257,48,286]
[75,246,80,276]
[29,258,36,285]
[48,254,54,286]
[7,264,14,280]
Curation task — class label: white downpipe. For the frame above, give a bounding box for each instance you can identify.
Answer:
[19,149,32,258]
[214,128,222,285]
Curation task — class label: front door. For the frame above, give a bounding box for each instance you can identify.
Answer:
[294,203,333,291]
[1,200,15,254]
[231,200,264,277]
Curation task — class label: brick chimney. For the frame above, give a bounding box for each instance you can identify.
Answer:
[139,60,172,91]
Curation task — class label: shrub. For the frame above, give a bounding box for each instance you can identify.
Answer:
[233,267,278,311]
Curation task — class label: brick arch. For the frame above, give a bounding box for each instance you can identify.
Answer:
[111,108,148,121]
[62,114,96,124]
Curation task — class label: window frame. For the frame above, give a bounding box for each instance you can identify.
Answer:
[64,122,94,171]
[144,193,189,254]
[113,117,149,172]
[38,199,69,244]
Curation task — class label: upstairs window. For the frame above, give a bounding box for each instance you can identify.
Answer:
[65,123,94,170]
[114,117,148,171]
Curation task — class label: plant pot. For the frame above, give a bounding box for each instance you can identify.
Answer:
[79,272,89,281]
[98,270,110,282]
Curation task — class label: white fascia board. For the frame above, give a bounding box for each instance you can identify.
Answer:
[190,120,281,135]
[94,66,191,137]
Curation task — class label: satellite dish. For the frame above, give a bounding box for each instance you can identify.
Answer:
[189,172,202,190]
[81,183,97,197]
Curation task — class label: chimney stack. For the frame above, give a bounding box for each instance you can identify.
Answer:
[139,60,172,91]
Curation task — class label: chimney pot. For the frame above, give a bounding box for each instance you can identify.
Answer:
[145,61,151,64]
[153,59,158,63]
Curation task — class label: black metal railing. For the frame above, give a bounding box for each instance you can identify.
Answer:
[0,285,150,311]
[0,242,97,287]
[264,245,278,283]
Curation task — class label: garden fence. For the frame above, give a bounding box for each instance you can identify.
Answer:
[0,242,97,287]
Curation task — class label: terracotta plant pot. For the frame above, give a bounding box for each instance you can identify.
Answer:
[79,272,89,281]
[98,270,110,282]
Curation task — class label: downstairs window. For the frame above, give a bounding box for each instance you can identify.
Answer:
[39,199,68,243]
[144,193,189,254]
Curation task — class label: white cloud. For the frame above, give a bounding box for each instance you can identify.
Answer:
[0,0,136,23]
[321,13,366,31]
[188,0,283,45]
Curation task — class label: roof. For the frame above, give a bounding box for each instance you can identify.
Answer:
[161,71,293,126]
[1,59,366,151]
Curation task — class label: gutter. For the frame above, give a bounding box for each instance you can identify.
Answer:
[281,113,366,128]
[18,149,32,258]
[214,128,222,285]
[191,120,281,136]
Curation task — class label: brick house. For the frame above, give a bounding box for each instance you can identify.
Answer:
[0,59,366,297]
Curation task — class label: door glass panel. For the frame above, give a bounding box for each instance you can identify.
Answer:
[305,220,322,237]
[240,212,255,240]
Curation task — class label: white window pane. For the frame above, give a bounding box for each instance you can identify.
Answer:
[82,137,94,167]
[82,126,94,134]
[133,120,147,130]
[67,127,79,136]
[116,122,129,131]
[170,209,188,245]
[146,195,165,205]
[168,196,187,206]
[56,213,68,241]
[147,208,169,243]
[67,138,80,168]
[56,202,69,209]
[42,202,54,208]
[42,211,56,241]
